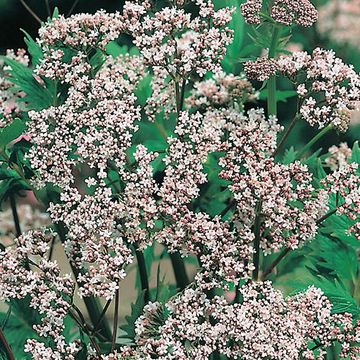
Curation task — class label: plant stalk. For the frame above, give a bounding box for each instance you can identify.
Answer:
[9,194,22,238]
[262,248,291,280]
[296,124,333,160]
[272,114,300,157]
[0,328,15,360]
[267,26,280,116]
[135,246,150,302]
[252,201,263,281]
[55,223,112,340]
[111,288,120,352]
[316,208,338,225]
[170,252,189,290]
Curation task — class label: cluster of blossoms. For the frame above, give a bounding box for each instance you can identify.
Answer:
[123,0,235,122]
[240,0,318,27]
[219,108,328,252]
[49,186,133,299]
[278,48,360,131]
[159,211,255,289]
[36,10,124,84]
[321,163,360,239]
[243,57,278,82]
[0,49,29,126]
[245,48,360,132]
[0,230,80,359]
[130,281,360,360]
[28,54,145,188]
[123,0,234,78]
[317,0,360,50]
[325,142,352,170]
[186,71,257,111]
[1,0,360,357]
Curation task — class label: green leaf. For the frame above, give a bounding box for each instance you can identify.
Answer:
[3,57,55,110]
[0,306,12,330]
[135,74,152,106]
[0,118,27,149]
[154,264,177,303]
[259,89,297,103]
[215,0,245,72]
[105,42,128,58]
[282,146,297,164]
[52,7,59,19]
[22,30,43,66]
[350,141,360,164]
[89,49,106,72]
[120,291,146,340]
[0,302,39,359]
[303,149,326,181]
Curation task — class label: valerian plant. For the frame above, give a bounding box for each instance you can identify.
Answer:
[0,0,359,359]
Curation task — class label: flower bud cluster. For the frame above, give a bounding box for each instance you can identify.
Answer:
[0,49,29,125]
[0,230,79,359]
[130,281,360,359]
[241,0,318,27]
[278,48,360,131]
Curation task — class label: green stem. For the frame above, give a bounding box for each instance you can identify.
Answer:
[0,328,15,360]
[69,309,102,357]
[55,223,112,341]
[267,27,280,116]
[296,124,333,160]
[219,198,236,219]
[262,248,291,280]
[262,206,341,280]
[135,246,150,302]
[170,253,189,290]
[272,114,300,157]
[252,201,263,281]
[171,77,190,291]
[316,208,338,225]
[91,299,112,336]
[175,78,186,114]
[9,194,21,238]
[111,288,120,352]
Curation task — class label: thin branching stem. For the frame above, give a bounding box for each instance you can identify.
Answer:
[262,248,291,280]
[91,299,112,336]
[19,0,42,24]
[252,201,263,281]
[111,288,120,352]
[267,26,280,116]
[135,245,150,301]
[9,194,21,238]
[296,124,333,160]
[67,0,81,17]
[272,114,300,157]
[44,0,51,16]
[0,328,15,360]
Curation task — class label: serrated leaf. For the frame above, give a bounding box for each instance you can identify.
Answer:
[282,146,297,164]
[121,291,146,340]
[154,264,177,303]
[3,57,55,110]
[22,30,43,66]
[350,141,360,164]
